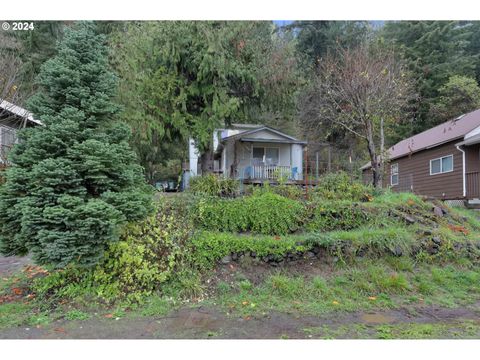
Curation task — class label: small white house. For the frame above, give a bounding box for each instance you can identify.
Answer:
[0,100,42,164]
[189,124,306,182]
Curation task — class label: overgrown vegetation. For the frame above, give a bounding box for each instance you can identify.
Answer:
[189,174,240,197]
[210,258,480,317]
[194,191,305,235]
[190,231,308,270]
[0,22,153,268]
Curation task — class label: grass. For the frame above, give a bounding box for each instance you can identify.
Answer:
[64,309,90,321]
[0,302,33,328]
[305,226,417,260]
[139,296,176,317]
[302,321,480,339]
[374,321,480,339]
[209,259,480,317]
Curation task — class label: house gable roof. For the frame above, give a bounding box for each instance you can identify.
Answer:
[221,125,304,144]
[361,108,480,170]
[388,109,480,160]
[0,99,42,126]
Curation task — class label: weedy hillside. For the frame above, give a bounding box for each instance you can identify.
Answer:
[1,172,480,337]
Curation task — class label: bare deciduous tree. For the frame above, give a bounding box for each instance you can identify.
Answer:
[301,43,415,187]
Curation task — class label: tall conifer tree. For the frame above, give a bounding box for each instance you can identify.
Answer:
[0,22,152,267]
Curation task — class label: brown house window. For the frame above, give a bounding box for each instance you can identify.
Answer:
[391,163,399,186]
[430,155,453,175]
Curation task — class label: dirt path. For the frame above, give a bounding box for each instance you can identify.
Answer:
[0,255,32,277]
[1,304,479,339]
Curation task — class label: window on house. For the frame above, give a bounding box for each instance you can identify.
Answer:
[0,126,16,147]
[252,146,279,166]
[265,147,279,165]
[391,163,399,186]
[252,147,264,165]
[430,155,453,175]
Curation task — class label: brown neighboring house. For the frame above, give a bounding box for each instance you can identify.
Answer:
[361,109,480,201]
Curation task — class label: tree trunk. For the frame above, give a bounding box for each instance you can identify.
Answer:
[200,145,214,175]
[378,117,385,186]
[366,120,381,188]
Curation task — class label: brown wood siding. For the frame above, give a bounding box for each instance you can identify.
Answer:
[465,144,480,198]
[362,140,471,199]
[465,144,480,173]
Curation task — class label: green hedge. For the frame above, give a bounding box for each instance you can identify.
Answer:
[189,174,239,197]
[194,192,305,235]
[191,231,308,269]
[304,227,416,259]
[313,171,378,201]
[306,201,373,232]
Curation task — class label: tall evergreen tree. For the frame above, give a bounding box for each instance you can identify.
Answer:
[289,21,370,70]
[112,21,300,176]
[382,21,477,139]
[0,22,152,267]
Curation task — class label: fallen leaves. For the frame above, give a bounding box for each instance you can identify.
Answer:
[332,300,339,305]
[104,313,114,318]
[368,296,377,301]
[447,224,469,235]
[22,265,49,279]
[12,287,23,296]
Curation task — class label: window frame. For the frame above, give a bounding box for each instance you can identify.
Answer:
[390,163,399,186]
[251,146,280,166]
[429,154,454,175]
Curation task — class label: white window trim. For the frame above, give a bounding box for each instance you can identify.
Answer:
[390,163,399,186]
[430,154,454,175]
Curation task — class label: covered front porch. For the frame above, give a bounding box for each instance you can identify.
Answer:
[241,164,297,182]
[218,139,305,182]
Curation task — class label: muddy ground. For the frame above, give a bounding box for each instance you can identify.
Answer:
[1,304,480,339]
[1,255,480,339]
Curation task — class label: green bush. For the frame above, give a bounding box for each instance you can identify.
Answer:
[304,227,415,260]
[91,207,192,303]
[195,192,305,235]
[191,231,308,269]
[33,204,192,304]
[307,201,372,231]
[314,171,377,201]
[189,174,239,197]
[247,182,305,200]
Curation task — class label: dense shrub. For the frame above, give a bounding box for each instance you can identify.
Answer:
[91,209,191,303]
[314,171,377,201]
[306,201,372,231]
[191,231,308,269]
[33,204,192,304]
[195,192,305,235]
[245,182,305,200]
[189,174,240,197]
[304,227,416,260]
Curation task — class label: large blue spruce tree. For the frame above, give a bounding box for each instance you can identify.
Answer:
[0,22,152,267]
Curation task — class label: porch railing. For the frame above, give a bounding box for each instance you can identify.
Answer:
[466,171,480,199]
[243,165,293,180]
